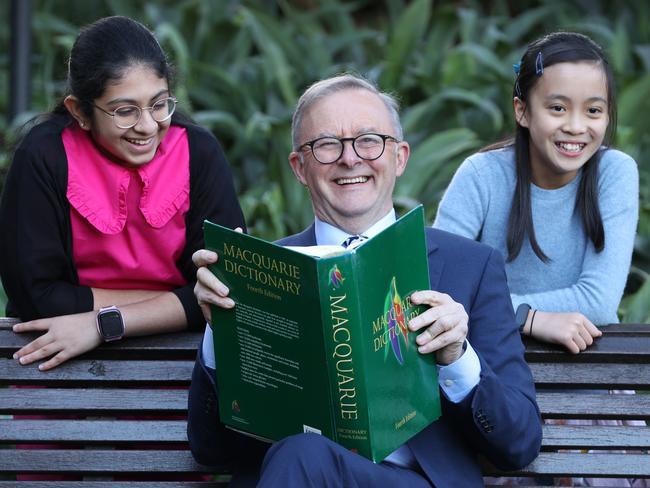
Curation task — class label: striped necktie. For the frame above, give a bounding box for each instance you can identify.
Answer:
[341,234,368,249]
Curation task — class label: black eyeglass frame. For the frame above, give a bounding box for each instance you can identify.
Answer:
[92,97,178,129]
[299,132,401,164]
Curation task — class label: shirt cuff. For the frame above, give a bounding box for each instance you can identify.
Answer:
[201,324,216,369]
[437,341,481,403]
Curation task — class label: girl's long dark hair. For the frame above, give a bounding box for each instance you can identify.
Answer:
[499,32,615,262]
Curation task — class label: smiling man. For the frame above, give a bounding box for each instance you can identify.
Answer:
[187,74,542,487]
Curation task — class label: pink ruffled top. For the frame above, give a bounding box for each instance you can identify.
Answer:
[63,124,190,290]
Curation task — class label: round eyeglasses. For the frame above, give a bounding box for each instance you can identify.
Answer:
[300,133,400,164]
[93,97,178,129]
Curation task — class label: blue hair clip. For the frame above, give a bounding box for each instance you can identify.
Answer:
[512,62,521,75]
[535,51,544,75]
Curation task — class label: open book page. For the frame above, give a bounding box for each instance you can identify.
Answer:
[284,244,349,258]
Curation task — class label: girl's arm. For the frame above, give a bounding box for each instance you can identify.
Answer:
[13,291,187,370]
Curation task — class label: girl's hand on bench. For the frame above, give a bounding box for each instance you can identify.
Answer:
[527,311,602,354]
[12,311,101,370]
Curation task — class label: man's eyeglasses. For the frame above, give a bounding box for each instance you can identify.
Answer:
[300,133,400,164]
[93,97,177,129]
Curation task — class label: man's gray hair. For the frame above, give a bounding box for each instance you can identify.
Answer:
[291,73,404,151]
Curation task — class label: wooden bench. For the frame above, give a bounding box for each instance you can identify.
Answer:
[484,323,650,485]
[0,316,225,487]
[2,317,649,486]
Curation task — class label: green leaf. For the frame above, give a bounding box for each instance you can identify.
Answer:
[620,276,650,323]
[381,0,431,89]
[396,128,480,198]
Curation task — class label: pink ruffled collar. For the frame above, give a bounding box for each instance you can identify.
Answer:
[63,125,189,234]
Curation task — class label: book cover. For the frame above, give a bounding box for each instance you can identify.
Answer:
[205,205,441,462]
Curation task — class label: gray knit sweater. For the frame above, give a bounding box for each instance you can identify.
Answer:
[433,146,638,325]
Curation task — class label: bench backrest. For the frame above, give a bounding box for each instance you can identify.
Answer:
[2,318,649,485]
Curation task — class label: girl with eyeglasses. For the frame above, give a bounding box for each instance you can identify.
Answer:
[0,16,245,369]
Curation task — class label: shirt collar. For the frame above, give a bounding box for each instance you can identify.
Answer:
[314,208,396,246]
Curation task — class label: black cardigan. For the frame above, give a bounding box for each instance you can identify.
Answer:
[0,114,245,328]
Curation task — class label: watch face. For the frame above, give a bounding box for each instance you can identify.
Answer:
[100,310,124,339]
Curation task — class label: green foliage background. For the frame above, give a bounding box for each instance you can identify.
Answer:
[1,0,649,322]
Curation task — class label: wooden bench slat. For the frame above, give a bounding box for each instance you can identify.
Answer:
[0,359,194,385]
[0,388,187,414]
[526,335,650,363]
[0,449,216,473]
[530,362,650,388]
[0,330,202,360]
[0,484,225,488]
[2,420,647,450]
[0,420,188,443]
[485,451,650,477]
[541,424,650,449]
[537,392,650,419]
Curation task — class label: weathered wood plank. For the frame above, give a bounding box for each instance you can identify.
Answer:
[0,484,225,488]
[484,451,650,477]
[541,424,650,449]
[530,362,650,389]
[0,330,202,360]
[0,420,188,443]
[0,359,194,386]
[0,450,218,473]
[536,391,650,419]
[0,388,187,414]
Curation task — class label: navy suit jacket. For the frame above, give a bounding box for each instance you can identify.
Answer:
[277,225,542,486]
[188,225,542,487]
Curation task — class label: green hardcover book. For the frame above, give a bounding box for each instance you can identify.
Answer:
[205,205,441,462]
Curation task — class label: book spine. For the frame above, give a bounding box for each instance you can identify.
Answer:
[318,253,372,459]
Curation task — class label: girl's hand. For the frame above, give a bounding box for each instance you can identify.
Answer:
[12,311,102,370]
[528,311,602,354]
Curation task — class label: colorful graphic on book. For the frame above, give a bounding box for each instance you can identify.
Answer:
[328,264,344,289]
[383,277,409,365]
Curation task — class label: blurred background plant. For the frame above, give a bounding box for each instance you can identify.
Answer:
[1,0,649,321]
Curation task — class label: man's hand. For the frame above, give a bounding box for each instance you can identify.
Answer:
[528,311,601,354]
[13,311,101,370]
[193,249,235,324]
[408,290,468,365]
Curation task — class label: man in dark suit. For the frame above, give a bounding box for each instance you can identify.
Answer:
[188,74,542,487]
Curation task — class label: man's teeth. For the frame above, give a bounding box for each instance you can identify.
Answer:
[126,138,152,146]
[557,142,585,152]
[336,176,368,184]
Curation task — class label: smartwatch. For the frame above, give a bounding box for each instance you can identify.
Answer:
[515,303,531,333]
[96,306,125,342]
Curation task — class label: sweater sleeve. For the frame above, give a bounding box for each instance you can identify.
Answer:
[512,150,639,324]
[172,125,246,329]
[0,128,94,320]
[433,154,490,240]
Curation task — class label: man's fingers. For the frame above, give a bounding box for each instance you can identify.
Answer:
[196,267,229,297]
[192,249,218,267]
[409,290,448,308]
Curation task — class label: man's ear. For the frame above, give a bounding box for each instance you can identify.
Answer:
[288,151,308,186]
[513,97,529,128]
[394,140,410,178]
[63,95,91,130]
